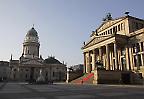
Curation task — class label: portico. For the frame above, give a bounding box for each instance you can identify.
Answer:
[83,34,129,73]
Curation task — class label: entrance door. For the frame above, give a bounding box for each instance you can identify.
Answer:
[30,67,34,82]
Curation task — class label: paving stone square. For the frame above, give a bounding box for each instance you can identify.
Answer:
[0,82,144,99]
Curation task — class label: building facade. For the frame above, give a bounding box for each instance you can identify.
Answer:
[0,61,10,81]
[82,14,144,84]
[9,27,66,82]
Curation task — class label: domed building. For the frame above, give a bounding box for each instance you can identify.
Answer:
[9,27,66,82]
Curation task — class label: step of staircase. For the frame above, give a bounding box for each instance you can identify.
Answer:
[70,73,94,84]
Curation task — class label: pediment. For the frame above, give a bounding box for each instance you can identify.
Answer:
[97,17,124,32]
[84,38,96,48]
[83,35,112,48]
[21,59,43,65]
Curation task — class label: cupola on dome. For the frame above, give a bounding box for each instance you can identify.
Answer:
[24,27,39,45]
[26,27,38,37]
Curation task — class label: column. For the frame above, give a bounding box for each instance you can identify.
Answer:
[136,43,140,70]
[125,46,130,70]
[114,42,118,70]
[85,53,88,73]
[87,51,91,73]
[83,52,86,73]
[109,51,112,70]
[66,67,69,83]
[139,42,144,66]
[111,51,114,70]
[141,52,144,67]
[92,49,96,71]
[106,44,110,70]
[99,47,102,61]
[129,46,134,70]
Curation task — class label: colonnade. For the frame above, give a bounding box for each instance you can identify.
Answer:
[83,42,128,73]
[84,41,144,73]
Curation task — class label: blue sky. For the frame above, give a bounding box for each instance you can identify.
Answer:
[0,0,144,66]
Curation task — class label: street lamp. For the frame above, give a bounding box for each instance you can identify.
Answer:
[66,66,69,83]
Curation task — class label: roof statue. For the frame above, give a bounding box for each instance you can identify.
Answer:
[125,11,130,16]
[103,13,112,21]
[26,27,38,37]
[10,54,12,60]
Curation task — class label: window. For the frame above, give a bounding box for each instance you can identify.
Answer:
[121,23,123,30]
[136,43,140,52]
[25,74,28,78]
[138,54,142,66]
[113,27,115,33]
[121,48,126,56]
[115,26,117,33]
[53,72,55,77]
[121,57,126,70]
[46,72,48,76]
[106,31,107,35]
[118,24,120,31]
[134,55,137,67]
[108,30,110,34]
[133,43,140,53]
[142,54,144,66]
[110,29,112,34]
[132,44,136,53]
[112,26,117,34]
[90,64,92,71]
[141,42,143,51]
[134,55,142,67]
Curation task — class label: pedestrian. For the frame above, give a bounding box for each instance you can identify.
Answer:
[81,80,83,84]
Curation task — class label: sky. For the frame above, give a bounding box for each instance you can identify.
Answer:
[0,0,144,66]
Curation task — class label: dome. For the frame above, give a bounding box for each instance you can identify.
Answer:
[44,57,62,64]
[26,27,38,37]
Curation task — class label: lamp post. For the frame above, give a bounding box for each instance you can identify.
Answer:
[66,67,69,83]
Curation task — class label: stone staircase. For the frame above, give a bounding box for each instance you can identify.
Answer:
[70,73,94,84]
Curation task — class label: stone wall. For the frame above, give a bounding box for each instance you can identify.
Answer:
[93,70,133,84]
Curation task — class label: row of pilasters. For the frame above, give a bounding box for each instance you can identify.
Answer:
[84,42,119,73]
